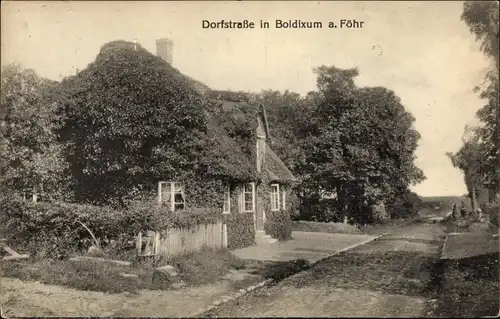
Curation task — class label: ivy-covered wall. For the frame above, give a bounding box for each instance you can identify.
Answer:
[261,179,293,241]
[224,184,256,249]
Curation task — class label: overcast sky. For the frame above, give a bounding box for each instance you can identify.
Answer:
[1,1,492,196]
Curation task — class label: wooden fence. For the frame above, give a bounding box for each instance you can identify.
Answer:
[136,221,228,258]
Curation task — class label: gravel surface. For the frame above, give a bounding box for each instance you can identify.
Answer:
[204,223,446,317]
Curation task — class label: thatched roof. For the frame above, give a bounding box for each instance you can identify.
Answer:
[213,97,296,184]
[265,144,296,183]
[68,40,294,184]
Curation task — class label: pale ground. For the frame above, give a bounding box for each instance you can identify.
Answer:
[207,223,446,317]
[0,268,260,317]
[232,231,376,263]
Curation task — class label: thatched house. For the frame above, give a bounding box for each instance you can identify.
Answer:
[64,38,296,248]
[153,38,296,245]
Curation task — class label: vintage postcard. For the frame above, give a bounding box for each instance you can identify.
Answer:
[1,1,499,318]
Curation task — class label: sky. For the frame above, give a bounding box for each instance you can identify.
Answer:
[1,1,493,196]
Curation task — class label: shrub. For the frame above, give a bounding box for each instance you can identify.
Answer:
[225,212,255,249]
[387,190,422,219]
[486,203,499,228]
[297,198,344,223]
[264,208,292,241]
[0,195,221,259]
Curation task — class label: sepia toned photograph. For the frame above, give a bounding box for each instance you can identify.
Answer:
[0,1,499,317]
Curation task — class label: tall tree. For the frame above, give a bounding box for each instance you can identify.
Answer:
[300,66,424,223]
[451,1,499,199]
[0,64,67,200]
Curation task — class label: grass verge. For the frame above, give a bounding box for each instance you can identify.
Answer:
[432,253,499,318]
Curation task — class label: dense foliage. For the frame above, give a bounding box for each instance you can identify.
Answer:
[57,41,256,207]
[0,194,221,259]
[225,212,255,249]
[448,1,499,201]
[386,190,423,219]
[58,41,211,205]
[297,66,424,224]
[0,64,69,201]
[264,209,293,241]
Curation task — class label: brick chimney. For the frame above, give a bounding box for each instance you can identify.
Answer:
[156,38,173,65]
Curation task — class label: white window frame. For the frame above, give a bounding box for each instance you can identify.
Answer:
[240,182,255,213]
[270,184,280,211]
[158,181,185,212]
[222,184,231,214]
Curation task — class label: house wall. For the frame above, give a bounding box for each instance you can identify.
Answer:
[261,176,293,240]
[224,184,255,249]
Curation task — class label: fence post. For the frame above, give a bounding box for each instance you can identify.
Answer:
[136,232,142,256]
[154,232,161,256]
[222,222,228,248]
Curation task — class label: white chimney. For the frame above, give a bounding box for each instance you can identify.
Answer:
[156,38,173,65]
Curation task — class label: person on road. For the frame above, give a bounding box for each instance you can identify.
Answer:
[459,195,473,220]
[451,203,458,220]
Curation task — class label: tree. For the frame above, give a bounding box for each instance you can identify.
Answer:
[446,132,488,198]
[299,66,425,224]
[0,64,67,201]
[453,1,500,198]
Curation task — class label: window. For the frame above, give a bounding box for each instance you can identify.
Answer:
[158,182,185,211]
[223,184,231,214]
[240,183,255,212]
[271,184,280,211]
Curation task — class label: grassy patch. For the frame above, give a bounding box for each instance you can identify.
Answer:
[168,247,246,285]
[0,247,247,294]
[433,253,499,318]
[262,259,311,282]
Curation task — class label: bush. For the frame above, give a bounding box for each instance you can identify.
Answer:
[297,198,344,223]
[0,195,221,259]
[387,190,422,219]
[225,212,255,249]
[486,203,499,228]
[264,209,292,241]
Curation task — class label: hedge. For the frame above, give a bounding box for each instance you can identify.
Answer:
[225,212,255,249]
[0,195,220,259]
[264,209,293,241]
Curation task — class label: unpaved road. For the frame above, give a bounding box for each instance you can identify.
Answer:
[204,222,446,317]
[0,268,262,317]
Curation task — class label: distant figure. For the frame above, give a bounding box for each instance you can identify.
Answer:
[451,203,458,220]
[459,195,473,220]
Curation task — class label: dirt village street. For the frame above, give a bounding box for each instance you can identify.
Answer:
[204,222,447,318]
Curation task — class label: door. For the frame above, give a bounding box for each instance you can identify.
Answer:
[255,186,265,231]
